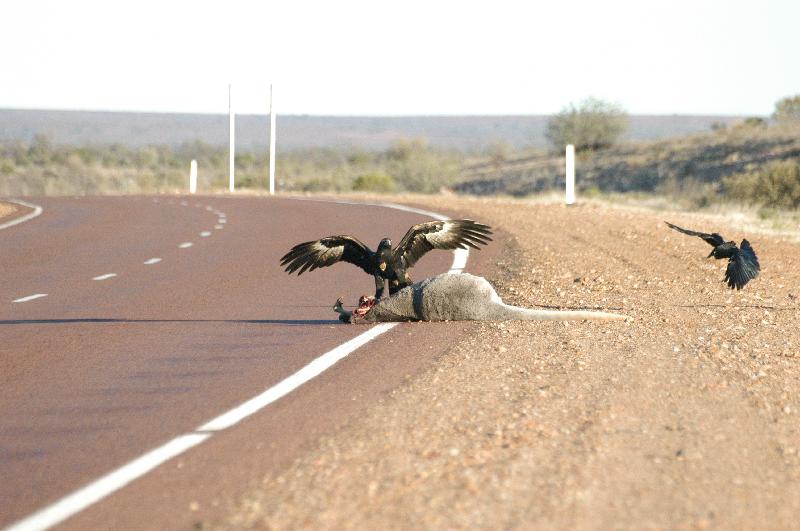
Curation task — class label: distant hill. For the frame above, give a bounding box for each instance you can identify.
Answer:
[0,108,745,151]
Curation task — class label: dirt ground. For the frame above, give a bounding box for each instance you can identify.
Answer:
[0,201,17,220]
[222,195,800,529]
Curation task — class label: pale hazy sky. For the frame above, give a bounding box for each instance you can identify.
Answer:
[2,0,798,116]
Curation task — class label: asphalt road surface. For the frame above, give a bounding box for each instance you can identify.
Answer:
[0,195,498,529]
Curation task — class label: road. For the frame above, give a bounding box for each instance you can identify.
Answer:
[0,195,498,529]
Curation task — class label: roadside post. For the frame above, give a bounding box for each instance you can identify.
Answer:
[189,160,197,194]
[565,144,575,205]
[229,83,235,192]
[269,83,276,195]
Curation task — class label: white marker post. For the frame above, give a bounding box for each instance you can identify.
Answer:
[565,144,575,205]
[189,159,197,194]
[269,83,276,195]
[229,84,235,193]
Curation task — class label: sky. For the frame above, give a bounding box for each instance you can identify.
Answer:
[2,0,799,116]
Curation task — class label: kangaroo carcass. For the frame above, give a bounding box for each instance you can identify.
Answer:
[333,273,628,323]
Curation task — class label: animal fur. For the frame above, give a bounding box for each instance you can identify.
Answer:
[334,273,628,323]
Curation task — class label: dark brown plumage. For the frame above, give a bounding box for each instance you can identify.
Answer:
[280,220,492,299]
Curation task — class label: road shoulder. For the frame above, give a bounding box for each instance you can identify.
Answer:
[225,194,800,529]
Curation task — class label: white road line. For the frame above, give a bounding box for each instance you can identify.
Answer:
[206,206,214,211]
[180,201,188,206]
[4,434,211,531]
[143,258,162,265]
[12,294,48,303]
[5,199,467,531]
[178,242,193,248]
[218,218,226,224]
[0,199,43,230]
[214,225,224,230]
[197,323,397,431]
[200,231,211,237]
[92,273,117,281]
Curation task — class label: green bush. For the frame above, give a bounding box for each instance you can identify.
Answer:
[773,95,800,124]
[352,173,396,193]
[723,160,800,208]
[545,97,629,152]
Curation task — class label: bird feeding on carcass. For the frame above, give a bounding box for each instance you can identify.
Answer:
[665,221,760,290]
[280,219,492,299]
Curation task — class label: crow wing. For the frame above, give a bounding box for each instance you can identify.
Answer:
[665,221,725,248]
[724,239,760,290]
[392,220,492,268]
[280,236,373,275]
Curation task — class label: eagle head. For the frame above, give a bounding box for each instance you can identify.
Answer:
[378,238,392,250]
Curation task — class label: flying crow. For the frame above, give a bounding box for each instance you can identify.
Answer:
[280,219,492,299]
[665,221,760,290]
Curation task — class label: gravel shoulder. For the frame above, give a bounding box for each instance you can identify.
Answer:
[225,195,800,529]
[0,201,18,221]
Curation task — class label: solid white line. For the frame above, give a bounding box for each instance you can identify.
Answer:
[92,273,117,281]
[0,199,43,230]
[198,323,397,431]
[5,199,468,531]
[178,242,193,248]
[4,434,211,531]
[12,294,48,303]
[143,258,162,265]
[200,231,211,237]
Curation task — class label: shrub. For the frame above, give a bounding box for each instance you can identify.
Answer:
[723,160,800,208]
[352,173,396,193]
[546,97,629,152]
[773,95,800,124]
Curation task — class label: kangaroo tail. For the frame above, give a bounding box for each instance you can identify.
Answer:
[494,303,628,321]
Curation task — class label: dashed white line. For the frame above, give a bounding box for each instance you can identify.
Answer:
[205,206,214,211]
[200,231,211,237]
[143,258,162,265]
[214,225,224,230]
[13,294,48,303]
[92,273,117,281]
[218,219,227,224]
[180,201,188,206]
[178,242,193,248]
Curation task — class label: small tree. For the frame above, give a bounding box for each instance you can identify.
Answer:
[773,94,800,124]
[546,97,629,152]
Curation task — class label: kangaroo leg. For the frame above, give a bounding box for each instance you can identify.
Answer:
[374,274,386,300]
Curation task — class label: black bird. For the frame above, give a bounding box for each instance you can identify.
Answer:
[280,220,492,299]
[665,221,760,290]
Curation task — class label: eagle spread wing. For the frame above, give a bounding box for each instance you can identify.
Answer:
[392,219,492,268]
[280,236,373,275]
[724,239,760,290]
[665,221,725,248]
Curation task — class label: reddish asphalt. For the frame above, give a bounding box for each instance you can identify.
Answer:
[0,195,498,529]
